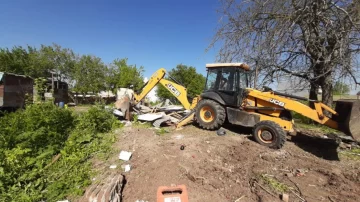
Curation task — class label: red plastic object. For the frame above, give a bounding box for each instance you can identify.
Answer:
[156,185,189,202]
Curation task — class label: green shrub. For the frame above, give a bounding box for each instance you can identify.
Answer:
[0,104,122,201]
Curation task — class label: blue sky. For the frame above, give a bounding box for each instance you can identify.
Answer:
[0,0,220,77]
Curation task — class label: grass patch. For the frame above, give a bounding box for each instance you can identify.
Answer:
[295,122,338,134]
[155,128,169,136]
[259,174,291,193]
[339,148,360,160]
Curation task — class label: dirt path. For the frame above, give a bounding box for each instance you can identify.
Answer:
[100,124,360,202]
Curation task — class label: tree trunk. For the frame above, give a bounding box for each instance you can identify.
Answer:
[321,73,334,117]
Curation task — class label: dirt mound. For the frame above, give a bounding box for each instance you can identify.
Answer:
[100,125,360,202]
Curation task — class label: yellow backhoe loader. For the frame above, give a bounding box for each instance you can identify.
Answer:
[116,63,360,149]
[115,68,199,127]
[192,63,360,148]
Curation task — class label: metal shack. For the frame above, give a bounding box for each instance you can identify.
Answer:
[0,72,33,109]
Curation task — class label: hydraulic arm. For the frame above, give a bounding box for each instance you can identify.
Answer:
[132,68,198,110]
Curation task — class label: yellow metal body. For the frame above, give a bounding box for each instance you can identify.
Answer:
[133,68,198,110]
[244,88,339,132]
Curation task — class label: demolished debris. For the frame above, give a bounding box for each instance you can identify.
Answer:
[119,151,132,161]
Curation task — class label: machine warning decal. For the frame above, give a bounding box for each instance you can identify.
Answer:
[166,83,181,97]
[269,98,285,107]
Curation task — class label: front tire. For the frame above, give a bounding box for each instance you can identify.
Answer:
[253,121,286,149]
[196,99,226,130]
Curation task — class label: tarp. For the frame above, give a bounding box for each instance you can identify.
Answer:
[0,72,4,81]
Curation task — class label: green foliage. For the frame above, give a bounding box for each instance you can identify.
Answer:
[0,103,122,201]
[155,128,169,136]
[333,81,350,95]
[260,174,291,193]
[34,77,48,103]
[72,55,107,94]
[106,58,145,92]
[157,64,205,101]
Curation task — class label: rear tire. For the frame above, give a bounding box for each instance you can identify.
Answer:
[196,99,226,130]
[253,121,286,149]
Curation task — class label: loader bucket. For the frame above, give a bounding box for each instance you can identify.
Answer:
[334,99,360,141]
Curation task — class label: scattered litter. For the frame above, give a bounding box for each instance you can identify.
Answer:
[56,200,69,202]
[109,165,117,169]
[281,193,289,202]
[217,128,226,136]
[234,195,245,202]
[180,145,185,150]
[174,134,184,140]
[296,168,308,177]
[124,164,131,172]
[119,151,132,161]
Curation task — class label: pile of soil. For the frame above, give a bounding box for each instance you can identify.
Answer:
[95,125,360,202]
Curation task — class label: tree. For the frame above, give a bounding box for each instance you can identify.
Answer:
[106,58,144,92]
[37,44,76,88]
[332,81,350,95]
[211,0,360,110]
[157,64,206,101]
[72,55,107,94]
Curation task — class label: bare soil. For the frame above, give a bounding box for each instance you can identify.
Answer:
[93,124,360,202]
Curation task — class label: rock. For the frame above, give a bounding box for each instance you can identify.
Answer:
[285,173,294,177]
[281,193,289,202]
[217,128,226,136]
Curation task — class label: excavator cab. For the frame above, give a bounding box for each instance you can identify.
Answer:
[202,63,250,107]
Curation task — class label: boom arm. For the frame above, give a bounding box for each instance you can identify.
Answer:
[133,68,198,110]
[246,89,339,130]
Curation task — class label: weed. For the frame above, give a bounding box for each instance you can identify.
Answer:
[156,128,169,136]
[259,174,291,193]
[339,148,360,160]
[296,122,338,134]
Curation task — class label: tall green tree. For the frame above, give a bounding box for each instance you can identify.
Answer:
[72,55,107,94]
[157,64,206,100]
[38,44,76,87]
[106,58,144,92]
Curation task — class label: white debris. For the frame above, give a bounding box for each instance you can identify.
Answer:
[109,165,117,169]
[137,113,165,121]
[57,200,69,202]
[113,109,124,116]
[135,200,149,202]
[119,151,132,161]
[124,164,131,172]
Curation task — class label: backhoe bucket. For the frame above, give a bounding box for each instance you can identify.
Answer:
[334,99,360,141]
